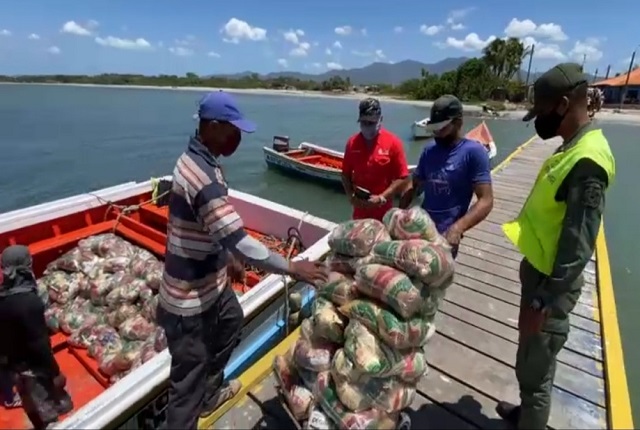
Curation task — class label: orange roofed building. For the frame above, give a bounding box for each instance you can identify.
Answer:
[592,67,640,105]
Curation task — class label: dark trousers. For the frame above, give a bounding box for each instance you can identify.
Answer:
[516,258,581,429]
[15,371,72,430]
[157,286,244,430]
[0,367,15,402]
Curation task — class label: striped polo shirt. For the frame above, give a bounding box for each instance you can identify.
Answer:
[159,137,247,316]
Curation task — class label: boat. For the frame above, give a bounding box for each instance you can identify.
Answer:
[411,120,497,159]
[0,177,336,430]
[263,136,418,188]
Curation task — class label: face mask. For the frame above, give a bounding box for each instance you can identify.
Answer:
[360,121,381,141]
[434,135,456,146]
[534,109,566,140]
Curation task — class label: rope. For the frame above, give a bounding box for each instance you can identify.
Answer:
[88,189,171,232]
[284,212,309,336]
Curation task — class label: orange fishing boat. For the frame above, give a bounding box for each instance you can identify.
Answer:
[0,177,335,429]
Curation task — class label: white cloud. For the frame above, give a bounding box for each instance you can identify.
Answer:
[207,51,221,58]
[47,46,61,55]
[277,58,289,68]
[0,29,11,36]
[521,36,565,60]
[169,46,194,56]
[446,8,474,29]
[334,26,352,36]
[504,18,567,42]
[451,23,465,31]
[420,25,443,36]
[333,41,342,49]
[327,62,343,70]
[394,26,403,33]
[446,33,497,51]
[28,33,40,40]
[60,20,94,36]
[290,41,311,57]
[283,29,304,44]
[325,48,332,55]
[374,49,385,60]
[361,28,367,36]
[351,49,386,60]
[569,38,604,63]
[221,18,267,43]
[95,36,153,50]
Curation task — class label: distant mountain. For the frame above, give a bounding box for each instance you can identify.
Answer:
[211,57,596,86]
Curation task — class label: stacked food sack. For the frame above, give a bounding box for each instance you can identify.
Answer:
[273,208,455,429]
[37,233,167,383]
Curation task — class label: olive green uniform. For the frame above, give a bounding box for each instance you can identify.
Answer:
[516,123,608,429]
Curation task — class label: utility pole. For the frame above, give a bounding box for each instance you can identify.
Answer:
[580,54,587,71]
[592,68,599,83]
[605,65,611,80]
[619,46,638,111]
[525,44,535,86]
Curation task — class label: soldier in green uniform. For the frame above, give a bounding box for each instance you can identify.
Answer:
[499,63,615,429]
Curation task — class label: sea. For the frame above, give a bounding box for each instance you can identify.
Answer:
[0,84,638,420]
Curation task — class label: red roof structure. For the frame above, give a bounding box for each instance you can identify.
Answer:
[593,67,640,87]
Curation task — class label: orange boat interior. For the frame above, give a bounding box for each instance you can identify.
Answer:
[0,191,299,429]
[284,149,343,170]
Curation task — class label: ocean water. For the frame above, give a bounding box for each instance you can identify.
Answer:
[0,84,638,420]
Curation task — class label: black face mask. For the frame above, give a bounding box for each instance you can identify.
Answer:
[534,110,566,140]
[434,134,457,146]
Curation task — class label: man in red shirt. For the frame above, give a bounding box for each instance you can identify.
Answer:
[341,98,410,221]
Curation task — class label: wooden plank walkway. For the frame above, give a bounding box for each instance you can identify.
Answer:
[203,136,612,430]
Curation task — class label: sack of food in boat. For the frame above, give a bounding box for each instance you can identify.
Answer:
[107,303,139,328]
[313,297,347,344]
[112,340,144,373]
[383,207,445,243]
[328,219,391,258]
[138,285,154,303]
[129,249,157,277]
[331,349,416,413]
[89,273,115,306]
[44,303,64,332]
[153,326,167,352]
[88,326,123,361]
[69,321,105,349]
[293,319,338,372]
[105,277,145,308]
[59,299,99,334]
[339,299,435,349]
[45,271,86,305]
[141,294,158,322]
[36,279,50,305]
[78,233,135,259]
[143,262,163,291]
[119,315,156,342]
[317,271,360,306]
[273,355,314,421]
[342,320,427,381]
[46,247,98,274]
[140,340,157,363]
[314,371,397,430]
[325,253,374,276]
[355,264,424,319]
[372,240,455,287]
[101,256,132,273]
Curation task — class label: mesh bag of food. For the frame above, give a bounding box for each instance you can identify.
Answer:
[273,355,314,421]
[102,256,132,273]
[105,278,145,308]
[140,340,158,363]
[153,326,167,352]
[107,303,139,329]
[141,294,158,322]
[331,349,416,413]
[129,250,159,278]
[293,319,338,372]
[143,261,164,291]
[317,272,360,306]
[44,303,64,333]
[112,340,145,373]
[119,315,156,342]
[325,253,374,277]
[60,300,99,335]
[89,272,115,306]
[36,279,49,306]
[138,286,154,304]
[328,219,391,258]
[88,326,123,361]
[98,350,121,377]
[46,247,98,273]
[79,233,135,259]
[372,240,455,287]
[46,271,85,305]
[382,207,446,243]
[312,297,347,344]
[342,320,426,382]
[339,299,434,349]
[69,322,106,349]
[314,371,397,430]
[355,264,424,319]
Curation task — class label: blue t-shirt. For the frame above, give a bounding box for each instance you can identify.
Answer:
[414,138,492,234]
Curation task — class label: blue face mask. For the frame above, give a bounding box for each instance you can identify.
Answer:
[360,120,381,141]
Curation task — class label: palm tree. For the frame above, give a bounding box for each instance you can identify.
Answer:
[482,38,529,81]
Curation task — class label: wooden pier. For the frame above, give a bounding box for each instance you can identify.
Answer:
[200,136,633,430]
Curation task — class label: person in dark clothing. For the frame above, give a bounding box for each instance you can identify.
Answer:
[500,63,615,429]
[0,245,74,429]
[0,367,21,408]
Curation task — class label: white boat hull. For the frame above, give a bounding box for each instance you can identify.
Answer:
[0,179,336,430]
[411,121,432,140]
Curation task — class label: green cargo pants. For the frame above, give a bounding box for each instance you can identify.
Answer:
[516,258,582,430]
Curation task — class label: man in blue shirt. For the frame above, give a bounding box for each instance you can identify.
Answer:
[399,95,494,257]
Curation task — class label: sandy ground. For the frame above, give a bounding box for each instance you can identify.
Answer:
[3,82,640,126]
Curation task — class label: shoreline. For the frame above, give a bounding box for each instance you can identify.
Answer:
[2,81,640,125]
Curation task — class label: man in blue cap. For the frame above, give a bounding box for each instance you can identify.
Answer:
[158,91,327,429]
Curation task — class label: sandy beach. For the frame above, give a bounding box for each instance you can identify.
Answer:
[2,81,640,126]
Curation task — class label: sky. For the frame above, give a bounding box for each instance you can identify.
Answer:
[0,0,638,77]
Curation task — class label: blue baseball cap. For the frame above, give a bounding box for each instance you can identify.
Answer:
[195,91,257,133]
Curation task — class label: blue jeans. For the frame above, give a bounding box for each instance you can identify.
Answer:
[0,368,15,402]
